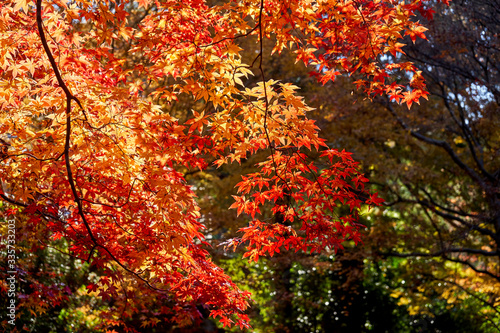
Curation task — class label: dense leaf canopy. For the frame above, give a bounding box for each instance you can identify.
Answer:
[0,0,460,331]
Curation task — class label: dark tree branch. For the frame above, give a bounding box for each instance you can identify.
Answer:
[429,275,500,316]
[0,193,28,208]
[36,0,170,293]
[419,187,471,218]
[383,101,490,191]
[445,256,500,283]
[415,197,499,242]
[382,184,496,240]
[383,248,499,258]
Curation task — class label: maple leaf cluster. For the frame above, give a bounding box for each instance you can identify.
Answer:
[0,0,442,329]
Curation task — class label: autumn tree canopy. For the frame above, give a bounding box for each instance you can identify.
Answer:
[0,0,446,329]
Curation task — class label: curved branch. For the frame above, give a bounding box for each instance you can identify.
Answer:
[416,198,499,242]
[0,193,28,208]
[403,50,497,184]
[429,275,500,316]
[419,187,472,218]
[382,184,497,240]
[383,248,499,258]
[445,256,500,283]
[383,101,489,191]
[383,249,500,282]
[36,0,169,294]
